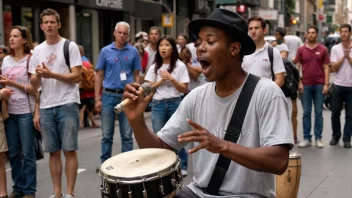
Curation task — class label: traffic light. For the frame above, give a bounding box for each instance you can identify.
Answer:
[237,5,246,13]
[291,18,298,25]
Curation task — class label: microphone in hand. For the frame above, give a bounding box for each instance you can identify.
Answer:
[114,83,153,114]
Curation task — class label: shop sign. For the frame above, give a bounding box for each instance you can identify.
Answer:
[96,0,123,9]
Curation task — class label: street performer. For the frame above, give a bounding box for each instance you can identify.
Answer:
[122,9,293,198]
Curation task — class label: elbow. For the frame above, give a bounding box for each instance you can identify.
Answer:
[277,80,285,88]
[275,158,289,175]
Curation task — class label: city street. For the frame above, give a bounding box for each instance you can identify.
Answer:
[5,102,352,198]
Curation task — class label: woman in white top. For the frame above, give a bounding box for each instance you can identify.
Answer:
[145,36,190,175]
[0,26,37,198]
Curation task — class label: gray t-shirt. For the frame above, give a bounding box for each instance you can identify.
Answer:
[275,43,289,53]
[157,77,293,198]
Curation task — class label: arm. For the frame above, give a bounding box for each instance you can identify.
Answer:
[33,92,41,130]
[170,79,188,94]
[331,57,344,72]
[1,75,37,95]
[133,70,141,84]
[49,66,82,84]
[186,63,202,80]
[95,70,104,101]
[129,117,173,150]
[30,73,41,91]
[274,72,285,87]
[221,143,289,175]
[324,63,330,85]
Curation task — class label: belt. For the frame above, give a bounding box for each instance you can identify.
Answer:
[103,88,124,94]
[155,97,182,102]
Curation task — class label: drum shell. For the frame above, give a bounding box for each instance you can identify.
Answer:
[102,172,181,198]
[276,153,301,198]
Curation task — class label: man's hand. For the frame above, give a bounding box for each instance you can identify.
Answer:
[323,84,329,94]
[36,62,52,79]
[0,88,14,101]
[95,100,102,113]
[33,109,40,131]
[178,119,227,154]
[298,81,304,94]
[343,47,351,58]
[122,82,154,121]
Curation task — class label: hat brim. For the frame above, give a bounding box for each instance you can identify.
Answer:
[188,19,256,56]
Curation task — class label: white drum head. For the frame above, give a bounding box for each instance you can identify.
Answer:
[100,148,177,182]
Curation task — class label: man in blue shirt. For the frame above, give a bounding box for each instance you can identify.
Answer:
[94,21,141,171]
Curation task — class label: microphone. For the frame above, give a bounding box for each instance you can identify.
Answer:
[114,83,152,114]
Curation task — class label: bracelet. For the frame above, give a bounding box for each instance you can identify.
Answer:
[24,85,27,93]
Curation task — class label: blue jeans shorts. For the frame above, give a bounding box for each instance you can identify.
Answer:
[40,102,79,152]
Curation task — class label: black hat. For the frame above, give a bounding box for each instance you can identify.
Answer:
[188,8,255,56]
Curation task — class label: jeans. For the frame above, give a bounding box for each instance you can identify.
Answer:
[5,113,36,196]
[40,103,79,152]
[101,91,133,163]
[331,85,352,142]
[151,97,188,170]
[302,84,324,141]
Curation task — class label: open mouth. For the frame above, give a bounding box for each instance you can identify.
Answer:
[199,59,211,74]
[161,51,167,56]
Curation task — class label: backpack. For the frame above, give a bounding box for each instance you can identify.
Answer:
[268,45,299,99]
[63,40,94,91]
[80,63,96,91]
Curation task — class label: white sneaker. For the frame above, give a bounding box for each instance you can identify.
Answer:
[315,139,324,148]
[48,193,63,198]
[181,170,188,176]
[64,194,74,198]
[298,140,312,148]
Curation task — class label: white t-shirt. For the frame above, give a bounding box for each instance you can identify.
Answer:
[275,43,289,53]
[285,35,303,61]
[330,43,352,87]
[2,55,35,114]
[145,60,190,100]
[29,38,82,109]
[242,42,286,80]
[157,77,293,197]
[144,44,157,74]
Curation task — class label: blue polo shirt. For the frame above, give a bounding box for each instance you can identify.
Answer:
[95,42,141,90]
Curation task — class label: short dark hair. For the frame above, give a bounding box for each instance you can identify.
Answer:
[340,24,352,32]
[276,27,286,37]
[307,25,318,33]
[40,8,60,24]
[149,26,161,35]
[177,33,188,43]
[248,16,267,29]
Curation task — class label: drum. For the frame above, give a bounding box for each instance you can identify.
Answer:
[276,152,301,198]
[99,148,183,198]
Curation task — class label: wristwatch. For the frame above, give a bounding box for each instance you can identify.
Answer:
[95,97,101,102]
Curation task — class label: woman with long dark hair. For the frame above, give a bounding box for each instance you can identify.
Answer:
[145,36,190,176]
[1,26,37,198]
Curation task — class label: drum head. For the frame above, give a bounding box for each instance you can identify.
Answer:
[100,148,177,182]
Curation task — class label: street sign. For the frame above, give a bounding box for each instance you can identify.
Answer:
[162,14,173,27]
[316,12,326,22]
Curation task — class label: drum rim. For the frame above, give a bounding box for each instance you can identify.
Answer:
[99,157,181,184]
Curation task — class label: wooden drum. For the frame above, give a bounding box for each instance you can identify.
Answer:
[276,152,301,198]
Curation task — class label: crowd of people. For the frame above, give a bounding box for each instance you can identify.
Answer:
[0,6,351,198]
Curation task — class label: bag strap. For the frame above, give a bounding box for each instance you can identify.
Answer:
[267,45,275,81]
[64,39,71,72]
[205,74,261,195]
[26,54,33,113]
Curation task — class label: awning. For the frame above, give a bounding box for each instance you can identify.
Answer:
[216,0,260,7]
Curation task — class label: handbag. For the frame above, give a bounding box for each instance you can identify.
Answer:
[26,54,44,160]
